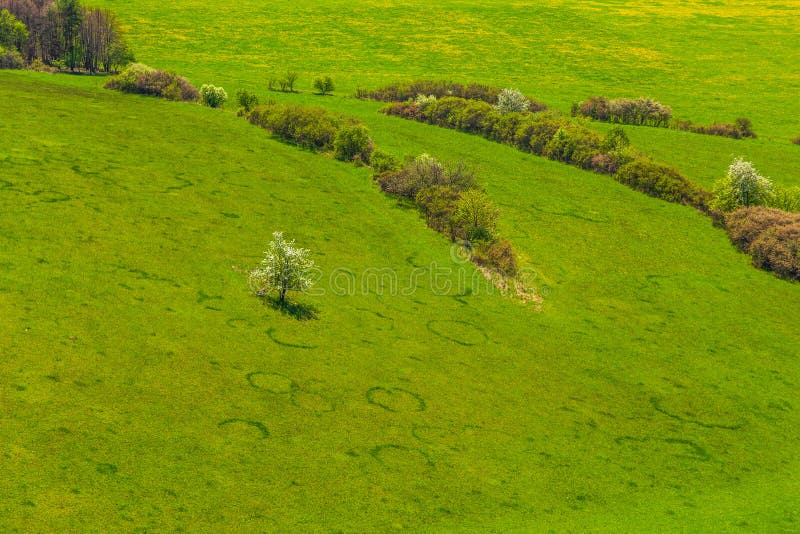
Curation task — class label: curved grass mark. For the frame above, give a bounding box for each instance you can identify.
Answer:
[197,290,223,303]
[366,386,426,413]
[427,319,487,346]
[265,327,317,349]
[0,179,12,190]
[615,435,710,462]
[218,418,269,438]
[246,371,298,395]
[226,318,253,329]
[650,397,744,430]
[32,190,71,203]
[369,444,434,467]
[164,176,193,192]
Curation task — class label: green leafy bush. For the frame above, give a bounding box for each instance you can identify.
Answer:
[452,189,500,242]
[369,151,399,173]
[769,186,800,213]
[200,84,227,108]
[313,75,335,95]
[415,185,461,236]
[247,103,341,150]
[616,158,703,206]
[334,124,373,163]
[235,90,259,114]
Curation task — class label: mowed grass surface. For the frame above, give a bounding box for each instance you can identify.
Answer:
[2,71,800,531]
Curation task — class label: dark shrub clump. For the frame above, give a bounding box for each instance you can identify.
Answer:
[725,207,800,280]
[105,63,199,102]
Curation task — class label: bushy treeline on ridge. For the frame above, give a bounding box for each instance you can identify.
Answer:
[0,0,132,72]
[572,96,756,139]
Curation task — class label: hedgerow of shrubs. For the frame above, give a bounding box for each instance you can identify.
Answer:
[364,80,547,112]
[724,207,800,281]
[573,96,756,139]
[247,102,373,162]
[375,154,517,276]
[105,63,199,102]
[382,95,705,208]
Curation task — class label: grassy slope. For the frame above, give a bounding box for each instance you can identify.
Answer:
[2,71,800,531]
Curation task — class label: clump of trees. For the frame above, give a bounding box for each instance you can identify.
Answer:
[200,84,227,108]
[104,63,199,101]
[382,95,706,209]
[0,1,133,72]
[363,79,547,112]
[248,231,316,303]
[573,96,756,139]
[268,70,298,93]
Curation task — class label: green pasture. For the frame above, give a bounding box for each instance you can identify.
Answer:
[3,0,800,530]
[2,71,800,531]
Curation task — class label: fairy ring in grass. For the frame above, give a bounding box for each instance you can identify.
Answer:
[366,387,426,413]
[246,371,297,395]
[218,418,269,438]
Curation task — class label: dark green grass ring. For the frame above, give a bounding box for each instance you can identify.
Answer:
[218,418,270,438]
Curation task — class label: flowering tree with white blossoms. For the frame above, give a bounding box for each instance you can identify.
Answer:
[200,84,228,108]
[710,157,773,211]
[494,88,529,114]
[248,232,316,303]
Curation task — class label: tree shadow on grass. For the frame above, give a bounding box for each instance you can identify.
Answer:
[263,296,319,321]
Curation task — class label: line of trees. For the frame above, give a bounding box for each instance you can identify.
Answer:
[0,0,132,72]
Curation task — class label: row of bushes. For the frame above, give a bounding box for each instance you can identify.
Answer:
[725,207,800,281]
[361,80,547,112]
[572,96,756,139]
[247,102,373,162]
[375,153,518,276]
[572,96,672,127]
[383,96,706,208]
[672,117,755,139]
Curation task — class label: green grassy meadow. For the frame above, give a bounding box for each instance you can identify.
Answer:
[2,0,800,531]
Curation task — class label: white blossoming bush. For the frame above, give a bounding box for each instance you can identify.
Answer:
[414,93,437,110]
[494,88,529,114]
[710,157,774,211]
[200,84,228,108]
[248,232,316,303]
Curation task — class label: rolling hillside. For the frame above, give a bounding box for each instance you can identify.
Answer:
[2,0,800,531]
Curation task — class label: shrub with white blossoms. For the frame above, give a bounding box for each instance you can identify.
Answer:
[494,88,529,114]
[248,232,316,303]
[414,93,437,110]
[710,157,774,211]
[200,84,228,108]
